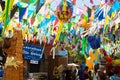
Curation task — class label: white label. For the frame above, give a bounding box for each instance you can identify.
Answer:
[30,60,38,64]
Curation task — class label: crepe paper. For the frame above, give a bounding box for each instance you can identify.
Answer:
[28,5,36,18]
[105,25,109,33]
[0,1,5,11]
[54,21,64,44]
[30,0,38,4]
[73,0,76,5]
[2,0,14,37]
[60,32,66,42]
[37,13,43,22]
[87,36,100,49]
[0,23,2,37]
[70,29,76,35]
[87,43,91,54]
[87,7,92,18]
[39,18,51,28]
[84,0,93,9]
[105,0,108,3]
[0,7,6,22]
[108,1,120,15]
[19,7,27,22]
[45,0,53,5]
[54,18,59,26]
[36,0,44,14]
[90,0,93,4]
[50,15,56,21]
[46,14,51,19]
[94,7,105,21]
[16,2,28,8]
[76,0,84,9]
[68,22,72,31]
[86,57,94,70]
[50,0,60,11]
[82,37,87,54]
[10,5,18,19]
[104,16,109,28]
[30,16,35,26]
[84,12,88,22]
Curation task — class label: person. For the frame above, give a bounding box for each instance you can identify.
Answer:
[61,66,67,80]
[88,70,93,80]
[64,66,74,80]
[78,65,84,80]
[84,66,90,80]
[53,66,60,80]
[107,66,114,78]
[97,66,107,80]
[74,66,79,80]
[109,66,120,80]
[94,63,99,74]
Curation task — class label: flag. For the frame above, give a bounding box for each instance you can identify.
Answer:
[0,1,5,11]
[28,5,36,18]
[36,0,44,14]
[19,7,27,22]
[0,23,2,37]
[90,0,93,4]
[10,5,18,19]
[94,6,104,21]
[73,0,76,5]
[108,1,120,15]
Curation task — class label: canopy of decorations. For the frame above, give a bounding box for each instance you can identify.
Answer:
[0,0,120,68]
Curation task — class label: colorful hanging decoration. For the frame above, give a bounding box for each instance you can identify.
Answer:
[2,0,14,37]
[87,35,101,49]
[56,0,73,22]
[54,0,73,44]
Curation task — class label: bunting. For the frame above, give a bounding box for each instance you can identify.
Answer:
[108,1,120,15]
[19,6,27,22]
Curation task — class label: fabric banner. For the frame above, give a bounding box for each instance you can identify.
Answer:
[23,44,43,61]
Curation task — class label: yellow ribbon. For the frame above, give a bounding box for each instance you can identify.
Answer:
[104,16,109,28]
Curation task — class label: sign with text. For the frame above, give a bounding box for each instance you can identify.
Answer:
[23,44,43,61]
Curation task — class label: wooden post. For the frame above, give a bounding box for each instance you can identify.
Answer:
[3,29,23,80]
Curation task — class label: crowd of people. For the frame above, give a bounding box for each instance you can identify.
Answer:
[53,63,120,80]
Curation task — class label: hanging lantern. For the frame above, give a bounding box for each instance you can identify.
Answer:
[56,1,73,22]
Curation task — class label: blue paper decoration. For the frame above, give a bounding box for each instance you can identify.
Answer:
[87,36,101,49]
[108,1,120,15]
[19,7,27,22]
[0,23,2,37]
[94,7,104,21]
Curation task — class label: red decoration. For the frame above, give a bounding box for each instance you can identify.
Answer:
[90,0,93,4]
[105,55,113,66]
